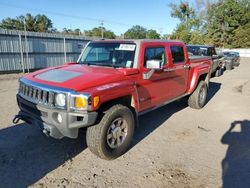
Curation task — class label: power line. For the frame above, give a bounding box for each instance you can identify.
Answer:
[0,1,132,28]
[0,1,166,34]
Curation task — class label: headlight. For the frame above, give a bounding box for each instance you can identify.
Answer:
[55,93,66,107]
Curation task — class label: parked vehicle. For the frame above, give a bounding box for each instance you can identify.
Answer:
[13,40,212,160]
[187,45,224,77]
[215,48,226,70]
[223,51,240,70]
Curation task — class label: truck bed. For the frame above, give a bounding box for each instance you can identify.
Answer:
[189,56,211,63]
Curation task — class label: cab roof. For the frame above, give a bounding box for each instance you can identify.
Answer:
[92,39,184,45]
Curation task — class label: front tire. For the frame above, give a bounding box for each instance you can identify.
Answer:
[86,104,135,160]
[188,81,208,109]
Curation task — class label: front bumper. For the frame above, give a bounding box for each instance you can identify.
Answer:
[15,95,98,139]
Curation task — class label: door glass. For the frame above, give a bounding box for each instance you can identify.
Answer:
[144,47,166,66]
[170,46,185,63]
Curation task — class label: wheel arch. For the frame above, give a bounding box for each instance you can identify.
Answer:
[188,72,210,94]
[96,95,138,127]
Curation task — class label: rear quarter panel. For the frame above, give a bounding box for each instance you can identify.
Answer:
[187,57,212,94]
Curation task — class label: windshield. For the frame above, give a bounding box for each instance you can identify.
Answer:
[224,52,235,57]
[78,42,136,68]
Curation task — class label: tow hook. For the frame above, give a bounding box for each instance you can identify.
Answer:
[12,114,31,124]
[42,128,50,137]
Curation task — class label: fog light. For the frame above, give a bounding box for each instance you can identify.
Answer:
[57,113,63,123]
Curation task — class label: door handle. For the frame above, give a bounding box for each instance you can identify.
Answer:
[183,65,191,69]
[163,68,174,72]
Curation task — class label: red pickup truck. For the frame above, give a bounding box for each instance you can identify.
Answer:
[13,40,212,160]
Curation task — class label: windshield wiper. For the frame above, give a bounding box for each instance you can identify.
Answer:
[80,61,119,68]
[94,63,117,68]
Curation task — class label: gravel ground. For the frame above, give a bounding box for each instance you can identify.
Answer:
[0,58,250,188]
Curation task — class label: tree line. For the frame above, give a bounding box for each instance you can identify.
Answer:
[0,13,161,39]
[170,0,250,48]
[0,0,249,48]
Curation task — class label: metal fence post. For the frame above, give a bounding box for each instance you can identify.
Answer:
[24,27,30,73]
[63,37,67,63]
[18,34,25,73]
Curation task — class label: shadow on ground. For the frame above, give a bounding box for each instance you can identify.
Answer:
[0,124,86,188]
[207,81,221,103]
[0,81,221,188]
[221,120,250,188]
[133,81,221,148]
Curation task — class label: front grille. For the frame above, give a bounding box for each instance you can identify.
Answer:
[19,81,55,107]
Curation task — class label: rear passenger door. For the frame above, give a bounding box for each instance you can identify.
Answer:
[167,45,189,97]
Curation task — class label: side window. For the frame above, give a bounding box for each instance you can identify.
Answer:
[170,46,185,63]
[211,48,216,56]
[144,47,166,66]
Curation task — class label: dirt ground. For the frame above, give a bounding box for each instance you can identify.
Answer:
[0,58,250,188]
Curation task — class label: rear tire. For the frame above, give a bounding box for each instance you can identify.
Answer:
[215,68,222,77]
[226,61,233,70]
[86,104,135,160]
[188,81,208,109]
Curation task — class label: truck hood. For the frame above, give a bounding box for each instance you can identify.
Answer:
[25,64,127,91]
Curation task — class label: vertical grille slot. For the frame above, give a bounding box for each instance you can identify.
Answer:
[42,91,49,103]
[38,89,42,102]
[48,92,54,105]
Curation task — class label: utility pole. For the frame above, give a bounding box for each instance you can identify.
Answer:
[23,18,30,73]
[159,28,163,38]
[18,34,25,73]
[100,20,104,39]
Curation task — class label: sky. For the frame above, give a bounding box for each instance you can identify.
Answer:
[0,0,197,35]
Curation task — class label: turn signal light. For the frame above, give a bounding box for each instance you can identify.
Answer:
[93,96,100,108]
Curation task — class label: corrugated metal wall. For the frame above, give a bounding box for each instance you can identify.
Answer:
[0,29,93,72]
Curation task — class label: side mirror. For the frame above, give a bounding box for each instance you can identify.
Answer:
[143,60,163,80]
[146,60,163,70]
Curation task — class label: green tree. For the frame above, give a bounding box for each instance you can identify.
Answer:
[190,31,206,44]
[146,29,160,39]
[0,13,53,32]
[35,14,53,32]
[170,24,191,43]
[206,0,250,47]
[231,23,250,48]
[124,25,147,39]
[84,27,116,39]
[169,1,203,43]
[62,28,82,35]
[170,1,201,30]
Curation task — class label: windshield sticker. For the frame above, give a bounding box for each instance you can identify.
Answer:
[126,61,132,68]
[118,44,136,51]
